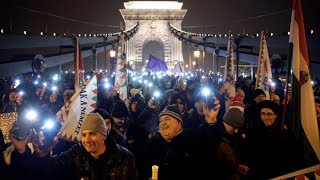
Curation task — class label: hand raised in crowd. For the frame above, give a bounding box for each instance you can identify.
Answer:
[9,124,32,154]
[147,97,159,109]
[15,93,23,105]
[203,99,220,124]
[35,88,42,96]
[32,131,58,158]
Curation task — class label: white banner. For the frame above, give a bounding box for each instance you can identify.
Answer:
[56,74,97,142]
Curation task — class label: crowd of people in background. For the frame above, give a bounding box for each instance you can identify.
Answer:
[0,70,320,179]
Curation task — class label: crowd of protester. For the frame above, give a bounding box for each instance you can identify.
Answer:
[0,70,320,179]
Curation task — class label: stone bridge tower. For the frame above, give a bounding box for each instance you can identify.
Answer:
[120,1,187,70]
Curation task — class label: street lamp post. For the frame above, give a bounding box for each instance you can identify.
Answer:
[109,49,116,75]
[110,49,116,58]
[194,49,200,71]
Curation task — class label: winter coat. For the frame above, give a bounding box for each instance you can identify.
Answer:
[245,126,305,179]
[11,138,138,180]
[142,125,220,180]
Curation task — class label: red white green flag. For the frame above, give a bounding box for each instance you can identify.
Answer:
[255,31,272,100]
[56,74,98,142]
[74,37,85,90]
[288,0,320,163]
[224,31,236,110]
[114,33,128,100]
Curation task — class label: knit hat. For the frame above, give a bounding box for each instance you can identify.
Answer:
[253,89,266,99]
[81,113,108,136]
[223,108,245,128]
[111,100,129,118]
[229,94,244,111]
[159,105,183,123]
[258,100,280,116]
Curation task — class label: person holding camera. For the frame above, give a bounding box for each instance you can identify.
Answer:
[8,113,138,180]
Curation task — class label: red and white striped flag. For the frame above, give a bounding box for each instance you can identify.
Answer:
[74,37,85,90]
[255,31,272,100]
[288,0,320,164]
[224,31,236,110]
[114,33,128,100]
[271,164,320,180]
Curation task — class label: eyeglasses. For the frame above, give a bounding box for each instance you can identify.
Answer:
[260,112,275,117]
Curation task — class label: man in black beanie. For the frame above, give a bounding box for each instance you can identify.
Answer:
[111,100,129,133]
[111,100,132,148]
[212,108,247,179]
[244,89,267,130]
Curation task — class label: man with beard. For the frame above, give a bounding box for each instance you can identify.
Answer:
[110,100,131,148]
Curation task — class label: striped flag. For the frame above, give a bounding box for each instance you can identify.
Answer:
[224,31,236,110]
[114,32,128,100]
[255,30,272,100]
[74,37,85,90]
[288,0,320,165]
[270,164,320,180]
[56,74,98,142]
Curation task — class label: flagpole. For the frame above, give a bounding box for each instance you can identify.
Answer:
[281,43,292,131]
[255,31,264,90]
[74,36,79,91]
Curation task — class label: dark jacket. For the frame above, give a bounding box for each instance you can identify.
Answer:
[11,138,138,180]
[244,102,263,130]
[142,125,220,180]
[212,125,241,180]
[245,126,304,179]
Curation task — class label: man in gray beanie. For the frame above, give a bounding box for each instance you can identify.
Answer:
[223,108,245,135]
[214,108,248,179]
[9,112,138,179]
[80,113,109,156]
[158,105,184,142]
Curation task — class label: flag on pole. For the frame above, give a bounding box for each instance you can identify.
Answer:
[224,31,236,110]
[56,74,98,142]
[288,0,320,164]
[74,37,85,90]
[147,54,168,72]
[114,32,128,100]
[255,30,272,100]
[172,63,182,75]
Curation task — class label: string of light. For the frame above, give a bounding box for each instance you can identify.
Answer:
[182,9,291,29]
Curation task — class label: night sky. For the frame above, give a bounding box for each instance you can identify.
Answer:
[0,0,318,36]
